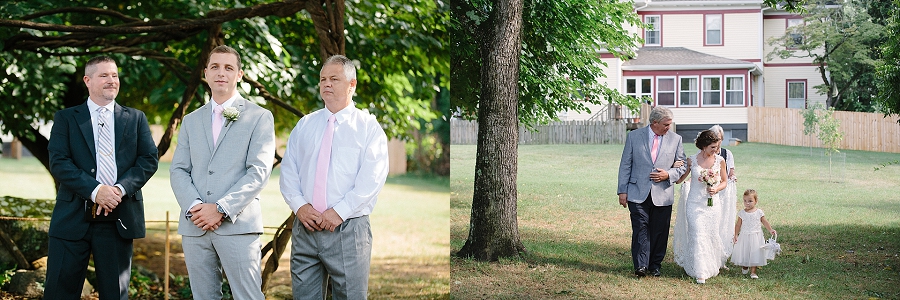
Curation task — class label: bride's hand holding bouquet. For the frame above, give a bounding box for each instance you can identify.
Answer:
[698,168,720,206]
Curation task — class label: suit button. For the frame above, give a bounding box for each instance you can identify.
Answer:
[91,169,95,173]
[209,171,214,175]
[207,191,212,195]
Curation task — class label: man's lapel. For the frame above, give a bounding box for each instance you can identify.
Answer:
[216,97,245,150]
[200,102,214,153]
[113,104,128,154]
[210,97,246,156]
[641,126,652,162]
[75,103,96,157]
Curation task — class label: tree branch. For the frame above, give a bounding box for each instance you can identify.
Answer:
[0,228,31,270]
[157,25,223,158]
[21,7,142,23]
[0,0,309,34]
[241,74,306,119]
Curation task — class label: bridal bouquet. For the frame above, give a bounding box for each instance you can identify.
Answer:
[698,168,720,206]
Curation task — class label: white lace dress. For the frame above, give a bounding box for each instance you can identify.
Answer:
[731,209,768,267]
[673,154,729,280]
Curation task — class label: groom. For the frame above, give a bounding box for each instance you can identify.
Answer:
[617,106,686,277]
[170,45,275,299]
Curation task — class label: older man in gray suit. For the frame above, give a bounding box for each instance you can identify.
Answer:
[170,45,275,299]
[617,106,686,278]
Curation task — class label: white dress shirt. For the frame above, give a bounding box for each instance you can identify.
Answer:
[280,104,390,221]
[86,99,126,201]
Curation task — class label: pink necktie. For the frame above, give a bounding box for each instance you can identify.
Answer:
[212,105,224,146]
[651,134,660,163]
[312,115,336,213]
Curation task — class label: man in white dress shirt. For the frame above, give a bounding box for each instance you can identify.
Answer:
[280,54,389,300]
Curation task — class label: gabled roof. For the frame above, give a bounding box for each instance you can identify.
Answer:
[622,47,760,74]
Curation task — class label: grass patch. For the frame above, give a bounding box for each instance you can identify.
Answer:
[451,143,900,299]
[0,158,449,299]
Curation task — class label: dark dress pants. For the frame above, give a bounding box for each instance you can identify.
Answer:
[44,221,133,300]
[628,195,673,272]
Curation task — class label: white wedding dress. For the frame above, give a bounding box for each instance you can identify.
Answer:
[673,154,730,281]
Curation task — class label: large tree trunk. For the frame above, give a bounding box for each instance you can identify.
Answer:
[455,0,525,261]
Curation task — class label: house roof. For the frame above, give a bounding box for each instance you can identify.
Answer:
[621,47,761,74]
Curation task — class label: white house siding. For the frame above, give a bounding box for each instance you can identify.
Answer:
[761,65,827,108]
[671,107,748,125]
[599,56,620,91]
[658,14,702,48]
[709,12,760,60]
[762,18,822,64]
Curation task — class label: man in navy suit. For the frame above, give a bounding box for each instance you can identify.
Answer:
[617,106,686,278]
[44,56,159,299]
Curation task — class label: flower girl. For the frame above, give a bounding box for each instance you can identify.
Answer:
[731,189,776,279]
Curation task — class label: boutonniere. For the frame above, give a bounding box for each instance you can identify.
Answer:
[223,107,240,127]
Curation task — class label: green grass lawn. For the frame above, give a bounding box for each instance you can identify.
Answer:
[451,143,900,299]
[0,157,449,299]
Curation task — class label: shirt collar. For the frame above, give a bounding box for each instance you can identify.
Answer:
[87,98,116,113]
[211,93,239,113]
[330,102,358,124]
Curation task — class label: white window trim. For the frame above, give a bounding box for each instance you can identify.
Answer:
[679,76,700,107]
[705,14,723,46]
[645,15,661,46]
[625,77,654,99]
[787,80,806,108]
[656,76,677,107]
[701,75,722,107]
[787,19,804,48]
[724,75,745,106]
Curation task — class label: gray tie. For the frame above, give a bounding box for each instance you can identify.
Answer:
[96,107,116,185]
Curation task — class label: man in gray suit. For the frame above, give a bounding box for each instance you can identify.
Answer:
[170,45,275,299]
[280,55,389,300]
[617,106,686,278]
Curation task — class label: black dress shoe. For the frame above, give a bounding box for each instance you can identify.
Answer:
[650,269,661,277]
[635,267,647,277]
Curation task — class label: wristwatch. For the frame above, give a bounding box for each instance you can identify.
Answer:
[216,203,227,216]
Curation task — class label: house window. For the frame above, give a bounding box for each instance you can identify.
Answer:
[705,14,722,45]
[679,77,699,106]
[787,80,806,108]
[645,16,661,46]
[626,78,653,102]
[702,76,721,106]
[787,19,803,47]
[725,76,744,105]
[657,77,676,106]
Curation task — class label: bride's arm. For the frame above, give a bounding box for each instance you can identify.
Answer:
[675,158,691,184]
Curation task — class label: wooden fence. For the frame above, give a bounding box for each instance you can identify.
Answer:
[451,119,626,145]
[748,106,900,153]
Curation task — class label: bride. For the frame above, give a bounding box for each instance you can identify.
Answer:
[672,130,730,284]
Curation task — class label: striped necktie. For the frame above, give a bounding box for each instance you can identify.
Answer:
[96,107,116,185]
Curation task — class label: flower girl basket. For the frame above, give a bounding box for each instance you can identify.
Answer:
[760,233,781,260]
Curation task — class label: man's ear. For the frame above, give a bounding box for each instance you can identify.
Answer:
[83,75,90,86]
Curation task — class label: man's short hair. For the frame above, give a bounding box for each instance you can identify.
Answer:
[84,56,117,77]
[649,106,674,124]
[207,45,242,70]
[321,55,357,81]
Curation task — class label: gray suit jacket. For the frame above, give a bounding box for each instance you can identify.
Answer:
[170,97,276,236]
[617,126,687,206]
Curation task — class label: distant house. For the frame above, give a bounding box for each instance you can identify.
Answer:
[565,0,826,142]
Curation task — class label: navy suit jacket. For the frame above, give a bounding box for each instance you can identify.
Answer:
[47,101,159,240]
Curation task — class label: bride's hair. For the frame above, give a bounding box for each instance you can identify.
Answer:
[694,130,721,149]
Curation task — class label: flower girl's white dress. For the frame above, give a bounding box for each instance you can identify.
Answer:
[731,209,768,267]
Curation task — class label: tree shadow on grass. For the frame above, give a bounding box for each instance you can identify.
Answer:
[453,223,900,299]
